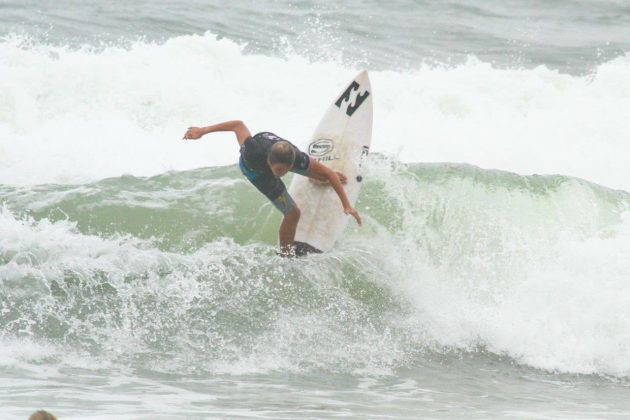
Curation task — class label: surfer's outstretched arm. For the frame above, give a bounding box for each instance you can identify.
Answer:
[307,160,362,226]
[183,120,251,145]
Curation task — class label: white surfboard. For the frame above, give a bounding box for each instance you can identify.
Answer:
[288,70,373,254]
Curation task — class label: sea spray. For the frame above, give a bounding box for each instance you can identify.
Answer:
[1,34,630,190]
[2,160,630,377]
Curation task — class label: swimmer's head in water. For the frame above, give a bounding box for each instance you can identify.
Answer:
[29,411,57,420]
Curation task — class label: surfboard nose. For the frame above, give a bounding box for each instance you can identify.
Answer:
[355,69,370,83]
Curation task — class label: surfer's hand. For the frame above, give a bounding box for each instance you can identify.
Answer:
[345,206,362,226]
[183,127,203,140]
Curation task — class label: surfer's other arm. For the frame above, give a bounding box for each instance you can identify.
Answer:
[183,120,251,145]
[307,159,362,226]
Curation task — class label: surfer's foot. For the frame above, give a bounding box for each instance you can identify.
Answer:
[279,244,296,258]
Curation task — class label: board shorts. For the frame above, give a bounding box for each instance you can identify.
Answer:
[239,156,298,215]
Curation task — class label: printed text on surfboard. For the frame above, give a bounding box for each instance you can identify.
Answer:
[335,81,370,117]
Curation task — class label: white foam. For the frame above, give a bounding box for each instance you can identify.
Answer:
[1,33,629,191]
[369,165,630,376]
[409,215,630,376]
[0,205,166,283]
[2,176,630,377]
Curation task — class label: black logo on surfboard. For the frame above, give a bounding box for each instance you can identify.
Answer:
[335,81,370,117]
[359,145,369,167]
[308,139,334,156]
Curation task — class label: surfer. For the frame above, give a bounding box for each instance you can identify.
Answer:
[183,120,361,256]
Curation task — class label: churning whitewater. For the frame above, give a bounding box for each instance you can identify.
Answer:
[2,159,630,378]
[1,33,630,190]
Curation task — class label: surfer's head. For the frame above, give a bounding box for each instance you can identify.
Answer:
[29,411,57,420]
[268,141,295,177]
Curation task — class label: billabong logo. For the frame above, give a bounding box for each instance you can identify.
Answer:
[308,139,334,156]
[335,81,370,117]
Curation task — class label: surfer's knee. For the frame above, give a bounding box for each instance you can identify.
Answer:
[286,205,300,221]
[280,205,300,228]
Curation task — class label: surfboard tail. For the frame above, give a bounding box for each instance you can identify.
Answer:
[294,241,323,257]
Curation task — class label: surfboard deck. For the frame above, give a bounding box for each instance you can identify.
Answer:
[288,70,373,254]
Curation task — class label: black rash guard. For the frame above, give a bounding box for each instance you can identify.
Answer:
[238,132,311,211]
[241,132,310,174]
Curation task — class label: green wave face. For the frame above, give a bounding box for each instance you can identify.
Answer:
[1,159,630,375]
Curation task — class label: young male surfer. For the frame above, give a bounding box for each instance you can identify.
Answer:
[183,120,361,256]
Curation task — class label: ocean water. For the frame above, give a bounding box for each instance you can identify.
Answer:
[1,1,630,418]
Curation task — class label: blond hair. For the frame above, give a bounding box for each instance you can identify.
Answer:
[269,141,295,165]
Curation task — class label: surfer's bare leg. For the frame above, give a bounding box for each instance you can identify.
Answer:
[279,206,300,255]
[269,189,300,255]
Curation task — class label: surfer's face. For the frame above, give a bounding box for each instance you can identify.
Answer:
[269,162,290,177]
